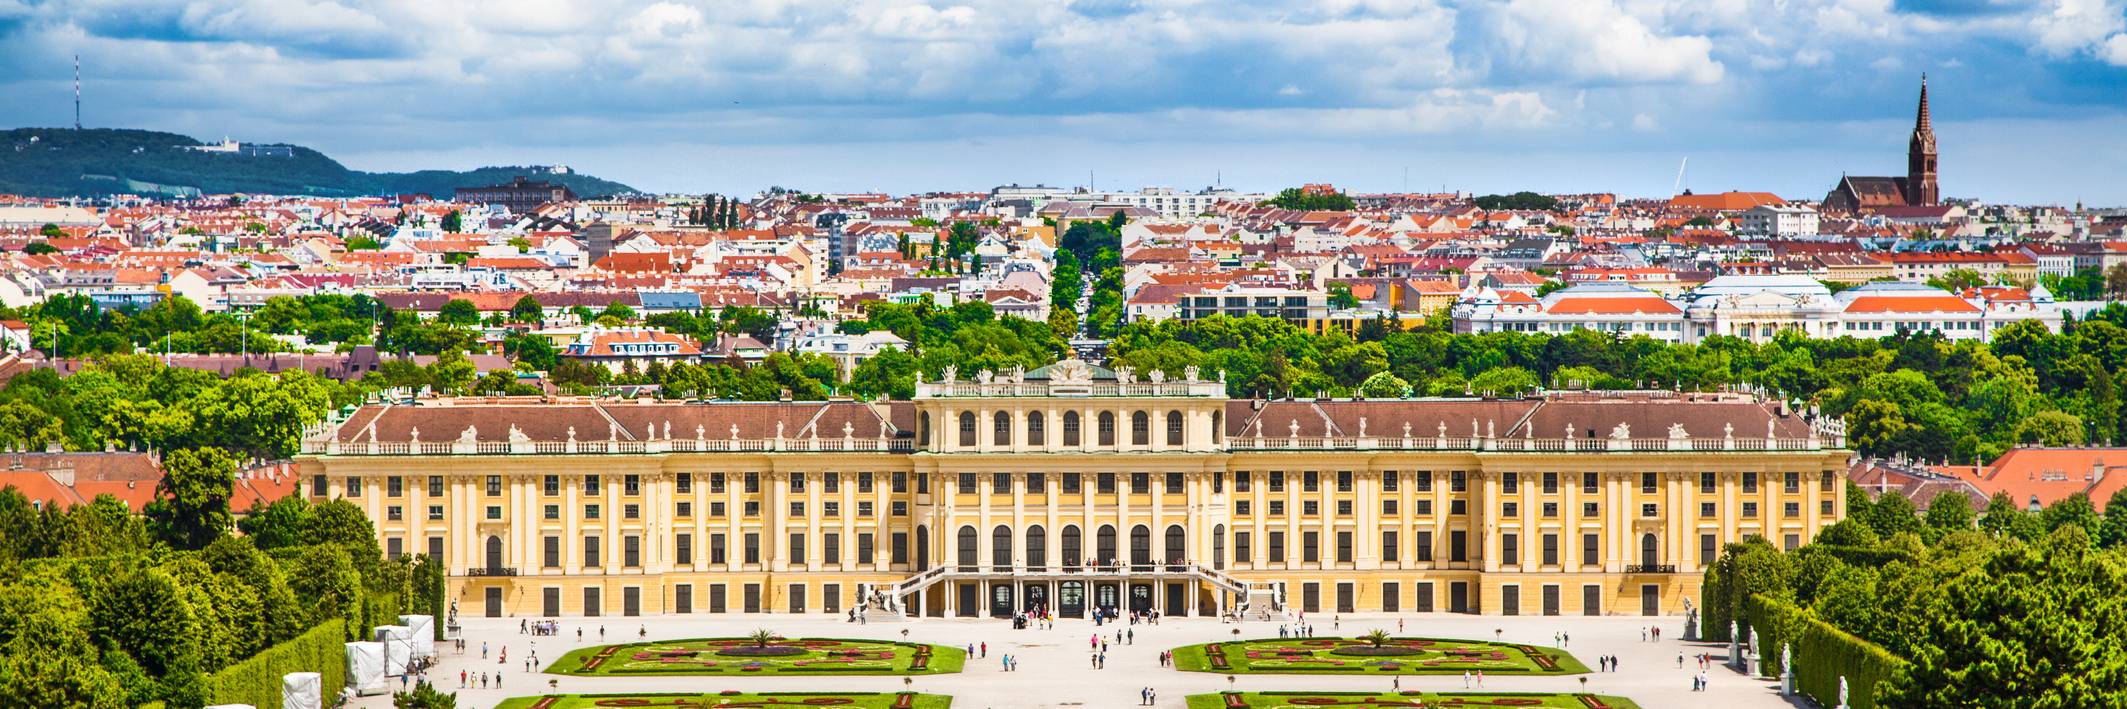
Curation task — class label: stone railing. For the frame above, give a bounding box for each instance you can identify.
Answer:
[304,436,915,455]
[1223,435,1840,452]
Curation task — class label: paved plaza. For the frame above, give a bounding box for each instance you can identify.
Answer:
[357,613,1800,709]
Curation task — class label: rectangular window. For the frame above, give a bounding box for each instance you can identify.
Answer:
[1381,531,1398,562]
[857,533,874,563]
[584,504,600,520]
[1501,502,1518,517]
[543,537,559,568]
[623,536,640,567]
[346,477,363,497]
[992,472,1010,494]
[1700,472,1716,494]
[891,532,909,564]
[892,501,908,516]
[1449,499,1466,515]
[543,504,559,520]
[1821,471,1835,492]
[1336,500,1352,516]
[1642,503,1659,518]
[1503,472,1519,494]
[1027,472,1046,493]
[1822,500,1835,515]
[585,475,601,495]
[677,533,693,565]
[542,475,559,496]
[711,472,726,493]
[1700,533,1716,563]
[1542,472,1558,494]
[824,533,841,562]
[1785,472,1801,494]
[744,472,759,493]
[1336,470,1353,492]
[485,475,501,496]
[1583,502,1598,517]
[387,476,404,497]
[1640,472,1657,493]
[624,474,641,496]
[1131,472,1149,493]
[1584,533,1599,566]
[1381,471,1398,492]
[1269,471,1285,492]
[428,505,444,520]
[859,472,874,493]
[1303,471,1319,492]
[1416,472,1433,492]
[1302,531,1320,563]
[823,472,839,493]
[1743,472,1759,494]
[823,501,840,517]
[1701,502,1716,518]
[1542,533,1559,566]
[744,533,760,565]
[676,501,692,517]
[1743,502,1760,517]
[1583,472,1598,494]
[1166,472,1183,491]
[891,471,907,493]
[386,506,402,521]
[312,475,328,497]
[1502,533,1519,566]
[583,536,601,567]
[1235,471,1252,492]
[790,472,806,493]
[676,472,692,494]
[1236,500,1252,516]
[712,534,727,565]
[1382,499,1398,516]
[1415,531,1433,562]
[1268,531,1286,563]
[1449,530,1467,562]
[1235,531,1252,562]
[1063,472,1082,494]
[711,501,727,517]
[789,502,805,517]
[857,501,873,517]
[788,533,806,564]
[1542,502,1558,518]
[1098,473,1116,494]
[1415,499,1432,515]
[1335,531,1353,563]
[624,503,639,519]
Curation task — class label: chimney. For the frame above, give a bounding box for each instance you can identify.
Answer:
[2095,461,2107,486]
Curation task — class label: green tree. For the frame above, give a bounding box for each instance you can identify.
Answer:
[440,210,462,233]
[1327,282,1360,309]
[1923,493,1977,536]
[23,241,59,255]
[1263,187,1356,211]
[2013,410,2086,446]
[1472,192,1561,211]
[509,296,544,323]
[0,597,126,708]
[146,447,237,549]
[436,299,480,327]
[394,682,458,708]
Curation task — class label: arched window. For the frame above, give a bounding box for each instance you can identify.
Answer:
[957,526,979,571]
[1640,533,1659,567]
[1026,411,1046,446]
[915,526,930,571]
[1026,525,1047,570]
[1212,524,1226,570]
[1063,411,1081,446]
[1131,411,1150,446]
[919,412,931,447]
[1166,411,1184,446]
[1097,412,1116,446]
[485,536,503,570]
[993,411,1011,446]
[1062,525,1082,568]
[1212,411,1222,444]
[1164,524,1186,566]
[1096,525,1117,565]
[992,525,1013,568]
[958,411,976,447]
[1130,525,1152,567]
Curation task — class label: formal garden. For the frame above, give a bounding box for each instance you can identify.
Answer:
[495,692,952,709]
[546,631,964,676]
[1171,632,1587,675]
[1186,691,1639,709]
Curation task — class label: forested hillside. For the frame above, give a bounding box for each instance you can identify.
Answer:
[0,128,636,198]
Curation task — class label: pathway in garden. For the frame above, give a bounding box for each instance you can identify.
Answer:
[351,613,1803,709]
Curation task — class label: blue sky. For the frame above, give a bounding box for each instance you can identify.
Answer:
[2,0,2124,204]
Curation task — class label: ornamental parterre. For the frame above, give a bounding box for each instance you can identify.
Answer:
[548,638,962,676]
[1174,638,1588,675]
[1191,691,1638,709]
[498,692,952,709]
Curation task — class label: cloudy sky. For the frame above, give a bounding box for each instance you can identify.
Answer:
[2,0,2124,204]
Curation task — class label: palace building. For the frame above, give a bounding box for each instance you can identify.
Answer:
[297,359,1850,620]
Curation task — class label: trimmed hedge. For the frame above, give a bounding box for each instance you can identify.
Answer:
[1747,594,1907,709]
[200,619,350,709]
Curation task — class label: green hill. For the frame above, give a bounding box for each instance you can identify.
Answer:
[0,127,638,199]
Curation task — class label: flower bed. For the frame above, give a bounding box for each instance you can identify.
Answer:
[496,692,951,709]
[1171,637,1588,675]
[1185,692,1637,709]
[547,638,964,676]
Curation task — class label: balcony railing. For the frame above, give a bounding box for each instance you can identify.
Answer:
[1624,564,1677,574]
[465,567,519,577]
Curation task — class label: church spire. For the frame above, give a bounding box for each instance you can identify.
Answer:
[1907,74,1939,207]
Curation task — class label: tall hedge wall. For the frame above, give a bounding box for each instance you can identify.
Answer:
[1748,594,1908,709]
[200,618,349,709]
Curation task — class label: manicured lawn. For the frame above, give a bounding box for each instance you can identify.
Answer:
[1171,637,1588,675]
[495,692,952,709]
[546,638,965,676]
[1185,691,1639,709]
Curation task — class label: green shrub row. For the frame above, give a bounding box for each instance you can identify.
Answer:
[200,618,349,709]
[1748,594,1908,709]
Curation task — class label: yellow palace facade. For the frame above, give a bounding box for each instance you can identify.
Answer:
[296,359,1850,620]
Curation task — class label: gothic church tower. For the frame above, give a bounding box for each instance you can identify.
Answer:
[1907,75,1939,206]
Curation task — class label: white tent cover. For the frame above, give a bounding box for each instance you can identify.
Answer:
[344,642,388,696]
[374,625,413,676]
[397,615,436,658]
[281,671,321,709]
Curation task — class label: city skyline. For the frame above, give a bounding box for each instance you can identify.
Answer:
[1,1,2124,204]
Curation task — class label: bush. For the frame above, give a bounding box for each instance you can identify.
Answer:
[1749,594,1907,709]
[199,619,348,709]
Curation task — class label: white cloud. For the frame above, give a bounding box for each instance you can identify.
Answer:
[2106,33,2127,64]
[2029,0,2127,58]
[1456,0,1725,85]
[1633,112,1659,131]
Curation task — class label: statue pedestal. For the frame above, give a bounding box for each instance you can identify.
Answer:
[1683,617,1699,642]
[1728,639,1741,670]
[1781,672,1794,696]
[1747,655,1761,677]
